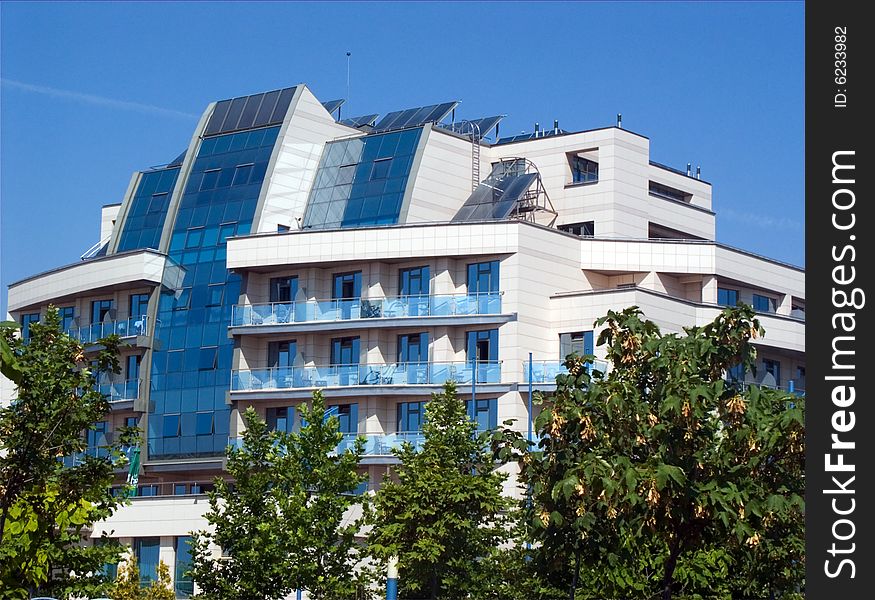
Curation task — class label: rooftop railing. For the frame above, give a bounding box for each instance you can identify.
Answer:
[230,293,503,327]
[66,316,150,344]
[231,361,502,391]
[521,360,609,384]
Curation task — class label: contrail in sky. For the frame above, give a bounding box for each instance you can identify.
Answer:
[1,78,199,120]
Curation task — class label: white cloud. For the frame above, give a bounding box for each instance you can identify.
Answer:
[720,207,802,232]
[1,78,198,120]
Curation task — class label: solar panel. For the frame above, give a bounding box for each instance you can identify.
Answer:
[372,101,459,132]
[446,116,504,137]
[495,128,568,144]
[321,99,346,114]
[204,87,296,137]
[451,172,538,222]
[339,114,380,128]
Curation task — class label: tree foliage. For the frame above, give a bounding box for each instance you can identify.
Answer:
[0,307,137,599]
[515,306,804,600]
[368,382,514,600]
[189,391,368,600]
[111,557,175,600]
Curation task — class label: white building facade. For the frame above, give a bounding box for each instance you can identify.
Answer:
[5,84,805,596]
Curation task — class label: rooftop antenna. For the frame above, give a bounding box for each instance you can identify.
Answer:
[346,51,351,114]
[617,113,622,128]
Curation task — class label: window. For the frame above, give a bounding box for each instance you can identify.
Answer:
[217,222,237,244]
[398,333,429,363]
[270,276,298,303]
[138,485,158,497]
[398,401,426,432]
[199,169,221,191]
[762,358,781,387]
[267,406,295,433]
[163,414,181,437]
[370,158,392,180]
[174,288,192,311]
[331,337,360,365]
[87,421,108,450]
[130,293,150,318]
[58,306,75,331]
[467,329,498,362]
[399,266,430,296]
[125,416,139,430]
[198,347,218,371]
[206,285,224,307]
[20,313,40,340]
[135,537,161,585]
[277,224,290,232]
[559,331,594,358]
[752,294,776,313]
[467,260,500,294]
[175,536,194,598]
[173,483,188,496]
[327,403,358,434]
[195,412,214,436]
[91,299,114,324]
[126,354,142,380]
[268,340,297,368]
[569,155,598,184]
[185,227,204,249]
[649,181,691,202]
[558,221,595,237]
[467,398,497,431]
[727,363,746,383]
[332,271,362,299]
[717,288,739,307]
[232,164,253,186]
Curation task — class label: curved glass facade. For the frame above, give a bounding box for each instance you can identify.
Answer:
[116,166,180,252]
[147,126,281,459]
[302,127,422,229]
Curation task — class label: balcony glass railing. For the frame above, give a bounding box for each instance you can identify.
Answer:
[62,439,134,468]
[96,379,140,402]
[230,293,503,327]
[66,316,150,344]
[231,361,502,391]
[521,360,609,383]
[726,379,806,396]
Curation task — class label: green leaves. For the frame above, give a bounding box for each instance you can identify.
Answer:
[0,306,132,598]
[190,392,369,600]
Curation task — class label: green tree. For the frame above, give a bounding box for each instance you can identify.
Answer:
[0,307,138,599]
[111,556,144,600]
[190,391,367,600]
[517,306,804,600]
[145,560,176,600]
[368,382,513,600]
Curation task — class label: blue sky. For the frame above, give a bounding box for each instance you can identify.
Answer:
[0,1,804,315]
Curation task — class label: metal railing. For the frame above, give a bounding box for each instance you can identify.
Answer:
[96,379,140,402]
[727,379,806,396]
[66,316,150,344]
[230,293,503,327]
[521,360,609,383]
[122,480,217,498]
[230,432,426,457]
[62,440,134,468]
[231,361,502,391]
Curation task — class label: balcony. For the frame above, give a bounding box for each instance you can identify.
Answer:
[230,361,504,398]
[67,316,151,346]
[521,360,609,384]
[229,293,510,334]
[96,379,140,403]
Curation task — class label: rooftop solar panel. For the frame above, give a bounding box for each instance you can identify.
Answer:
[495,128,568,144]
[321,99,346,114]
[451,171,538,222]
[204,87,297,137]
[372,101,459,132]
[339,114,380,128]
[446,116,504,137]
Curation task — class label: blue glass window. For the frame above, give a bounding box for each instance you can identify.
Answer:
[130,293,150,318]
[752,293,776,313]
[466,329,498,362]
[570,155,598,183]
[91,299,114,324]
[399,266,430,296]
[333,271,362,299]
[397,401,426,432]
[559,331,593,358]
[58,306,75,332]
[727,363,746,383]
[466,398,497,431]
[467,260,500,294]
[718,288,739,307]
[175,536,194,598]
[302,128,422,229]
[163,414,180,437]
[127,354,142,380]
[136,537,160,585]
[268,340,297,367]
[20,312,40,340]
[398,333,428,363]
[270,276,298,302]
[195,412,213,435]
[117,167,180,252]
[267,406,295,433]
[326,404,358,434]
[763,358,781,387]
[331,337,360,365]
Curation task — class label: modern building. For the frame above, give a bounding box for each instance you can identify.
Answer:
[4,84,805,596]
